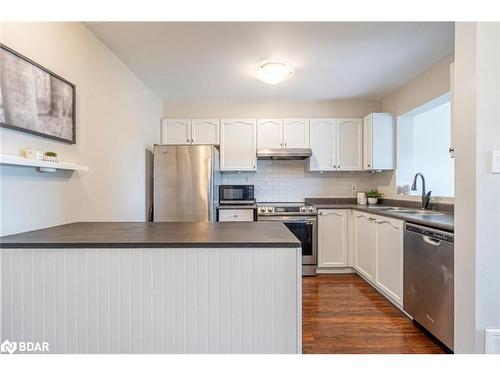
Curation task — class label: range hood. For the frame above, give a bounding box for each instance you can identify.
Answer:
[257,148,312,160]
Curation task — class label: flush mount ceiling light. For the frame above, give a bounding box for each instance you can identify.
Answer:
[254,60,294,85]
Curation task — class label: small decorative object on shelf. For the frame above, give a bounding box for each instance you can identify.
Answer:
[365,189,383,205]
[22,148,44,160]
[43,151,59,162]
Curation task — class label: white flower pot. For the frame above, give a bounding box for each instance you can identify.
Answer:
[43,155,59,163]
[367,197,378,205]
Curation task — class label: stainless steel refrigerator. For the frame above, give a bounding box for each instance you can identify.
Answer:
[153,145,221,222]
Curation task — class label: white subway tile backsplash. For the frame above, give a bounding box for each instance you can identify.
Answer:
[221,160,393,202]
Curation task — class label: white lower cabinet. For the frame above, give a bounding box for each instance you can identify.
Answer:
[353,212,376,280]
[353,210,403,306]
[374,216,403,305]
[317,209,348,267]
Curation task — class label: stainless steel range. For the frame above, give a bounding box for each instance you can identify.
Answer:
[257,202,317,276]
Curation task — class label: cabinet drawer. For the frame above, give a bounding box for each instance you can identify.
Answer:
[218,209,255,222]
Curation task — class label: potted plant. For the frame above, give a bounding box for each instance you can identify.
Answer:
[365,189,382,205]
[43,151,59,163]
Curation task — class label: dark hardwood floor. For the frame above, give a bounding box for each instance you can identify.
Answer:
[302,274,448,354]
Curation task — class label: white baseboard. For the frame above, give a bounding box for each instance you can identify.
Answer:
[485,329,500,354]
[315,266,356,274]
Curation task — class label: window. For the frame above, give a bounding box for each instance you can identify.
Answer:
[396,93,454,198]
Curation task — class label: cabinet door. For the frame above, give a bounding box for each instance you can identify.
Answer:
[192,119,219,145]
[375,216,403,305]
[371,113,395,170]
[220,119,257,171]
[353,212,375,280]
[318,209,347,267]
[336,118,362,171]
[362,115,373,170]
[284,118,309,148]
[161,119,191,144]
[257,119,283,149]
[309,119,335,171]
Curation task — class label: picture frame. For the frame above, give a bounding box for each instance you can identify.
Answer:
[0,43,76,144]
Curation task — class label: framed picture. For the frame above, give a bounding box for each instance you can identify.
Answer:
[0,43,76,144]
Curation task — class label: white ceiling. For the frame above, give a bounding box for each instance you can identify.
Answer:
[85,22,454,101]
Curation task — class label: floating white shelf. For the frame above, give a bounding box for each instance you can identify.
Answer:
[0,154,89,173]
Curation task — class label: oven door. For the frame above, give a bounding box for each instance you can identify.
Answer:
[257,215,317,265]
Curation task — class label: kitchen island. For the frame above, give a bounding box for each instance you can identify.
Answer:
[0,222,302,354]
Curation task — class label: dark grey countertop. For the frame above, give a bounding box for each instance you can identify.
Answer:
[0,222,301,249]
[305,198,454,232]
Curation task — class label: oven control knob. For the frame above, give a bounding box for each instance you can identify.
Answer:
[267,207,274,213]
[300,207,306,212]
[308,207,314,212]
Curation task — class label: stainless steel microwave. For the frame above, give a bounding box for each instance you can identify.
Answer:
[219,185,255,205]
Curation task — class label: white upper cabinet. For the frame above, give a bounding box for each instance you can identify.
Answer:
[309,118,362,171]
[317,209,348,268]
[363,113,395,170]
[374,216,403,305]
[161,119,191,144]
[258,118,309,149]
[336,118,362,171]
[283,118,310,148]
[162,118,219,145]
[257,119,283,149]
[309,118,336,171]
[191,119,220,145]
[220,119,257,171]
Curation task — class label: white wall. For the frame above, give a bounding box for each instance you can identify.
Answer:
[0,23,162,235]
[412,102,453,197]
[454,22,500,354]
[397,100,454,197]
[164,99,382,118]
[380,54,455,203]
[382,54,454,117]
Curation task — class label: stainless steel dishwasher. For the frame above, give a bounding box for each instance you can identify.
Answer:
[403,223,454,351]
